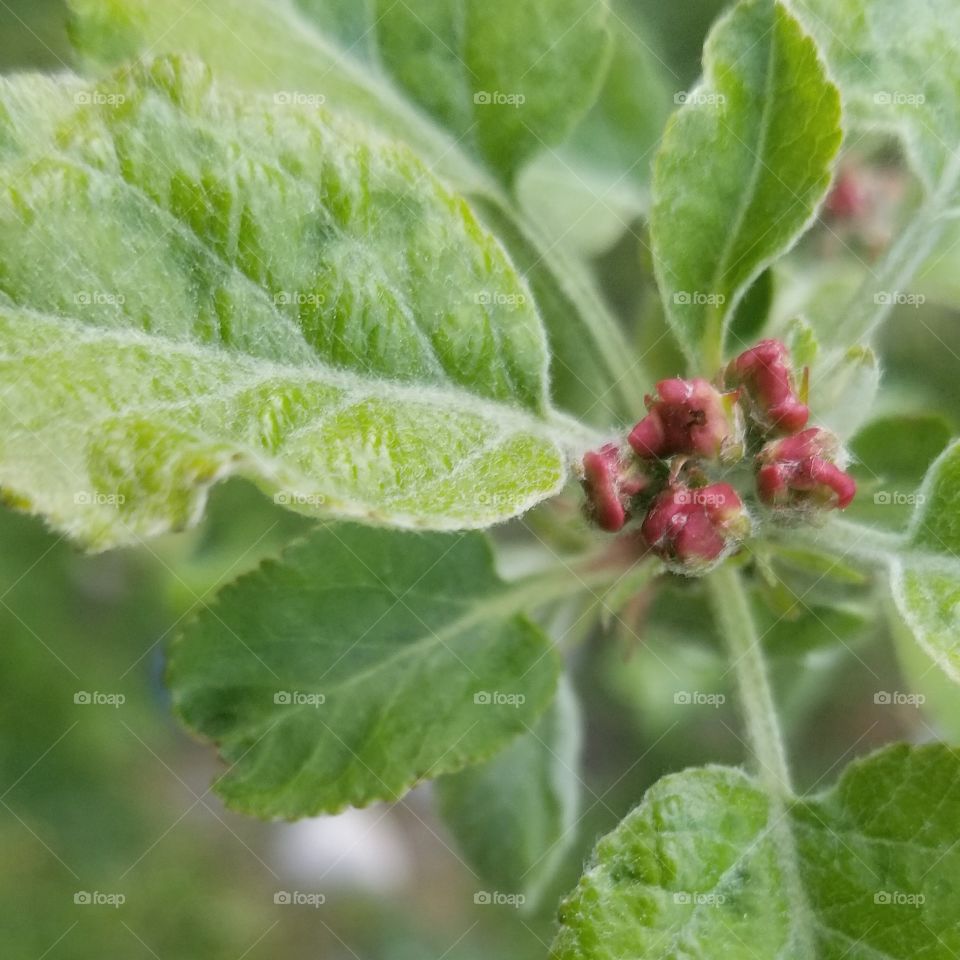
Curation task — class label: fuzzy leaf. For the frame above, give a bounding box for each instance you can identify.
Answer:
[436,676,581,908]
[169,525,561,818]
[553,744,960,959]
[0,61,569,548]
[651,0,841,368]
[891,439,960,685]
[792,0,960,190]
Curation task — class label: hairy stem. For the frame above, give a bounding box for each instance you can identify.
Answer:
[707,563,792,795]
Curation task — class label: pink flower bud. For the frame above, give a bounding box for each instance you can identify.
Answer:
[641,483,750,570]
[581,443,652,533]
[728,339,809,433]
[756,428,856,510]
[825,167,868,220]
[628,378,741,461]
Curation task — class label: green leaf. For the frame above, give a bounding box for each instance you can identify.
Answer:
[374,0,612,182]
[811,345,880,441]
[67,0,486,189]
[436,676,581,909]
[847,413,953,529]
[792,0,960,190]
[553,744,960,959]
[471,196,645,426]
[169,525,562,818]
[517,4,672,256]
[650,0,842,369]
[0,60,571,548]
[891,440,960,684]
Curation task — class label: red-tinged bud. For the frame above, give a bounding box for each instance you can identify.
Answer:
[728,339,809,434]
[628,378,742,461]
[757,428,856,511]
[641,483,750,572]
[581,443,652,532]
[825,168,868,220]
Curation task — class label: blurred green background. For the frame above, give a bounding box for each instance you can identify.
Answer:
[2,0,959,957]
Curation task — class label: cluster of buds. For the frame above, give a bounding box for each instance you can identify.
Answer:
[579,339,856,574]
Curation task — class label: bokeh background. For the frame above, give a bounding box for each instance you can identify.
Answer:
[3,1,960,957]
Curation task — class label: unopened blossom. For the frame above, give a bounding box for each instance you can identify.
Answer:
[580,443,652,533]
[727,339,809,434]
[628,378,742,461]
[641,483,750,571]
[756,428,856,510]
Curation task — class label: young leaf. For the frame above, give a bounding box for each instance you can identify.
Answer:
[169,525,562,818]
[0,61,572,548]
[792,0,960,347]
[436,676,581,910]
[373,0,613,183]
[891,439,960,684]
[553,744,960,959]
[650,0,842,369]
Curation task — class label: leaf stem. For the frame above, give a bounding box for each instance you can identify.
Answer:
[707,563,792,795]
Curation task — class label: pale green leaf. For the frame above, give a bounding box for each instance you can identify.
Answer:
[374,0,612,182]
[436,676,581,909]
[0,60,570,548]
[891,440,960,685]
[67,0,486,188]
[553,744,960,959]
[651,0,841,368]
[792,0,960,347]
[66,0,644,424]
[169,525,562,818]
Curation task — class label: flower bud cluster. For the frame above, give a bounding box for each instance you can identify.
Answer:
[579,339,856,573]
